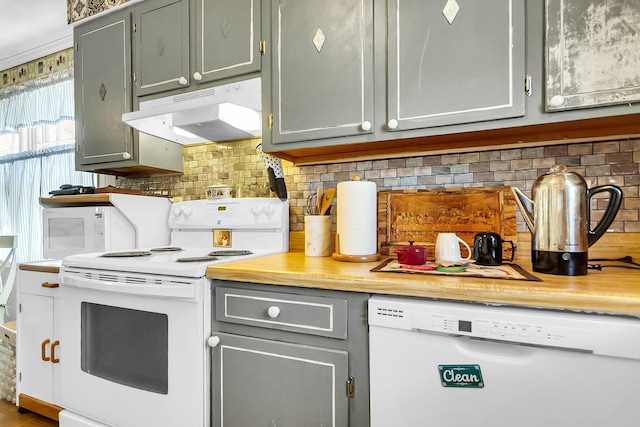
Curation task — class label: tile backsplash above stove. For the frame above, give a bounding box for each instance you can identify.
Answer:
[115,137,640,233]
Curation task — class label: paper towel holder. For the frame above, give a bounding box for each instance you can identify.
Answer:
[331,234,381,262]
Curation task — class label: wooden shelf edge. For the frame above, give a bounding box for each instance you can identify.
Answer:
[271,114,640,165]
[18,393,63,421]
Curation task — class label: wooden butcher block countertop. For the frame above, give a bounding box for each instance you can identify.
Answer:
[207,233,640,316]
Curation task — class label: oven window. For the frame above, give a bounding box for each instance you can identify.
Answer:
[81,303,168,394]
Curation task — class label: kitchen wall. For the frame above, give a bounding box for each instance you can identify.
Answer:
[0,48,73,89]
[116,137,640,233]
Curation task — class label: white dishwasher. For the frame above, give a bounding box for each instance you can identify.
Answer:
[369,295,640,427]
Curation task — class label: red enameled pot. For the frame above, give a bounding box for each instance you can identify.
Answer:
[394,242,429,265]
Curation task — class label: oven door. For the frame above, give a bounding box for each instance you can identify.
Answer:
[59,268,210,427]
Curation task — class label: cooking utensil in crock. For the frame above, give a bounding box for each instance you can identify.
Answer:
[395,242,429,265]
[319,188,336,215]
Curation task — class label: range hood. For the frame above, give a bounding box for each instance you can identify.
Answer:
[122,77,261,145]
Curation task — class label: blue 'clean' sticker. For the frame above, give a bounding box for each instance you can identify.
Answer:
[438,365,484,388]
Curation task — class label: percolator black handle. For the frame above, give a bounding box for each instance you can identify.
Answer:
[587,185,623,246]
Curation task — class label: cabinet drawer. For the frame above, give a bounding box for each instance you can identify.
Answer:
[18,270,60,296]
[215,287,348,339]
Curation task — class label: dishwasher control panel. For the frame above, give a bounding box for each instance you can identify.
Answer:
[369,296,640,359]
[419,312,593,351]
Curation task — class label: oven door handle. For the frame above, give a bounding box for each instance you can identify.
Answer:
[62,274,197,299]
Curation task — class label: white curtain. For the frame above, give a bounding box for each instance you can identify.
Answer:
[1,70,74,133]
[0,69,95,263]
[0,146,94,262]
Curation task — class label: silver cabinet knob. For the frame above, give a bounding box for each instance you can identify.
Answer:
[207,336,220,348]
[178,76,188,86]
[193,72,203,81]
[387,119,399,130]
[361,121,372,131]
[267,306,281,319]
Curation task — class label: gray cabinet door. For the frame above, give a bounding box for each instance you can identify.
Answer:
[269,0,375,144]
[194,0,261,84]
[75,10,133,166]
[386,0,526,131]
[211,332,349,427]
[133,0,190,96]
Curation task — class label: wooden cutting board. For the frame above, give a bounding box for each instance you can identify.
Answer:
[378,187,517,260]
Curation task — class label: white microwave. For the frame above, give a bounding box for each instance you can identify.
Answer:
[42,195,172,260]
[43,206,135,260]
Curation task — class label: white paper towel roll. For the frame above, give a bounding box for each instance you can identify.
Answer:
[336,179,377,255]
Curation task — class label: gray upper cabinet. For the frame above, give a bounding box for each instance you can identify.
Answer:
[75,8,183,176]
[194,0,262,84]
[75,9,134,167]
[133,0,261,97]
[386,0,526,131]
[133,0,190,96]
[262,0,525,150]
[268,0,375,144]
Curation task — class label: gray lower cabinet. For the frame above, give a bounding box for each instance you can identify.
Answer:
[212,333,349,426]
[263,0,524,148]
[74,8,183,176]
[133,0,262,97]
[210,281,370,426]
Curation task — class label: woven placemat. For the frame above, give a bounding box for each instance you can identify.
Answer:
[371,259,542,282]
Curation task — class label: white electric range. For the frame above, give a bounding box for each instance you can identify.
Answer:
[58,198,289,427]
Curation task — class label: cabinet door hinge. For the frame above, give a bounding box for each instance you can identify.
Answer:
[133,22,137,33]
[525,74,532,97]
[259,39,266,55]
[346,374,355,398]
[75,43,79,51]
[268,113,273,130]
[133,72,138,83]
[18,303,21,313]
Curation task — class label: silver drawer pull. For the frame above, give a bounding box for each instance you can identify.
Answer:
[267,306,281,319]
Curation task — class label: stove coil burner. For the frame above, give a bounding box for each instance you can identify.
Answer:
[150,246,183,252]
[101,251,153,258]
[176,256,219,263]
[208,250,254,256]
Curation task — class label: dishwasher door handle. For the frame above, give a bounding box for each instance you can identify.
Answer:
[439,333,539,359]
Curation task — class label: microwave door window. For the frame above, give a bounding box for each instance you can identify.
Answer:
[81,302,169,394]
[48,218,85,252]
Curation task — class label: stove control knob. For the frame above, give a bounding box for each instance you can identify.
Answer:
[264,204,275,216]
[207,336,220,348]
[251,204,263,216]
[267,306,281,319]
[173,205,193,218]
[173,206,183,217]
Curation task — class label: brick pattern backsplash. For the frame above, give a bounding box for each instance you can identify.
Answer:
[117,138,640,233]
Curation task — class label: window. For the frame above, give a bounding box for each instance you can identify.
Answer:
[0,69,95,263]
